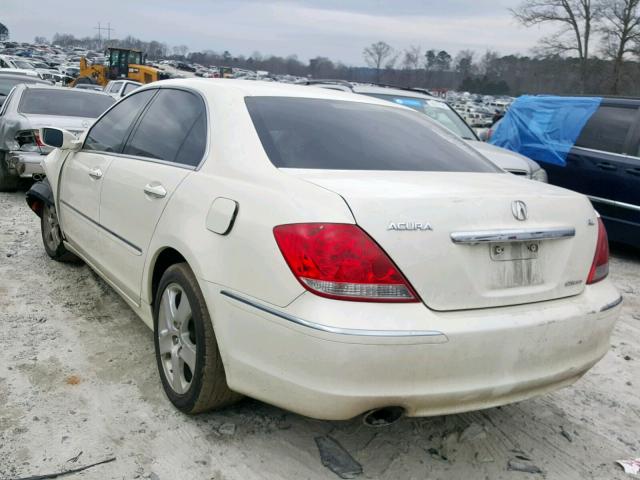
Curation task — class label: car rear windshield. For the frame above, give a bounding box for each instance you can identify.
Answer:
[0,78,46,96]
[364,93,478,140]
[245,97,500,172]
[19,89,115,117]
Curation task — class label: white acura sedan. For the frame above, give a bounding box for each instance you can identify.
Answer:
[27,79,621,420]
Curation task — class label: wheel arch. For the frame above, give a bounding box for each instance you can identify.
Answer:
[148,247,189,308]
[26,178,54,218]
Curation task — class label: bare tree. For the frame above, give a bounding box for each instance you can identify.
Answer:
[512,0,601,92]
[172,45,189,57]
[402,45,422,70]
[598,0,640,93]
[479,49,500,76]
[363,41,394,82]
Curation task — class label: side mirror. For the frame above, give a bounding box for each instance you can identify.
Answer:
[40,128,81,151]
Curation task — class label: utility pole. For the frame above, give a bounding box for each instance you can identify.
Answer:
[106,22,114,43]
[95,22,102,46]
[94,22,115,48]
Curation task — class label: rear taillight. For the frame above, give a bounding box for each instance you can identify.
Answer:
[15,130,44,152]
[273,223,418,302]
[587,217,609,284]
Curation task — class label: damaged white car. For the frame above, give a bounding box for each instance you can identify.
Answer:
[27,79,621,420]
[0,84,114,190]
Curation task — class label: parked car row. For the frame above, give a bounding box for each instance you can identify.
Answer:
[23,79,620,421]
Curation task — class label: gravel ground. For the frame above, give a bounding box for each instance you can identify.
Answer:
[0,189,638,480]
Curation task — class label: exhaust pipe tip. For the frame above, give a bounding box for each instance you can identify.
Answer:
[362,406,405,427]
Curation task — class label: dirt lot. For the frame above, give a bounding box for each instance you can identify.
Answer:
[0,189,638,480]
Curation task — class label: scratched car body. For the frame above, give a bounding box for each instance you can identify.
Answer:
[26,79,621,420]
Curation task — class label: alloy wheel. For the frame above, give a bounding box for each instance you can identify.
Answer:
[157,283,197,394]
[43,206,61,251]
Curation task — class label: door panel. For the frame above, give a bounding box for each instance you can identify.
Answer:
[96,157,189,302]
[58,151,112,259]
[545,103,640,246]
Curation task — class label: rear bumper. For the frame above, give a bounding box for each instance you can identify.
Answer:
[7,151,45,178]
[205,279,621,420]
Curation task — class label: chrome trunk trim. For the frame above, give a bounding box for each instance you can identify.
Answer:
[451,227,575,244]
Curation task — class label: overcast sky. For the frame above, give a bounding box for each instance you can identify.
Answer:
[3,0,553,64]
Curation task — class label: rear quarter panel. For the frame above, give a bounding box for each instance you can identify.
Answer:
[143,90,355,308]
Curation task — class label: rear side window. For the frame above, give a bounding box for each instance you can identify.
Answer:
[575,105,638,154]
[245,97,500,172]
[123,89,206,166]
[19,89,115,117]
[84,89,155,153]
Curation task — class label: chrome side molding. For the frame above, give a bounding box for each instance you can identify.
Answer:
[220,290,446,339]
[600,296,623,312]
[588,195,640,213]
[451,227,575,245]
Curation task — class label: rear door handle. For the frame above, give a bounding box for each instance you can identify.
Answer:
[626,167,640,176]
[88,167,103,179]
[596,162,616,171]
[144,183,167,199]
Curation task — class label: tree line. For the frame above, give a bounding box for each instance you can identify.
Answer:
[41,0,640,96]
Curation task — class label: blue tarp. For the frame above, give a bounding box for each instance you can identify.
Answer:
[489,95,602,166]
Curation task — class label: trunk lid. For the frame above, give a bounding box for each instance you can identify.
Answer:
[285,170,598,311]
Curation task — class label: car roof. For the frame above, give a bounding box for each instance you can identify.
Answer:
[108,79,142,85]
[139,78,407,108]
[0,74,49,83]
[21,84,113,96]
[297,79,445,103]
[350,84,440,100]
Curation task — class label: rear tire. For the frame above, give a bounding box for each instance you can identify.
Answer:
[0,154,18,192]
[41,203,79,262]
[154,263,242,414]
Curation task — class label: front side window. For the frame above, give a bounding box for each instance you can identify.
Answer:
[123,89,206,166]
[19,89,115,117]
[575,105,638,154]
[245,97,499,172]
[84,89,155,153]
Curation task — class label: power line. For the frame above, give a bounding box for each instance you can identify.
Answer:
[94,22,115,45]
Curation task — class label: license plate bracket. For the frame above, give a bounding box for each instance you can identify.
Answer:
[489,242,539,261]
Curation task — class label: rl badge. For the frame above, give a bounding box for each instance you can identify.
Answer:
[387,222,433,231]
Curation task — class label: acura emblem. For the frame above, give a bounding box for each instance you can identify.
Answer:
[511,200,527,221]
